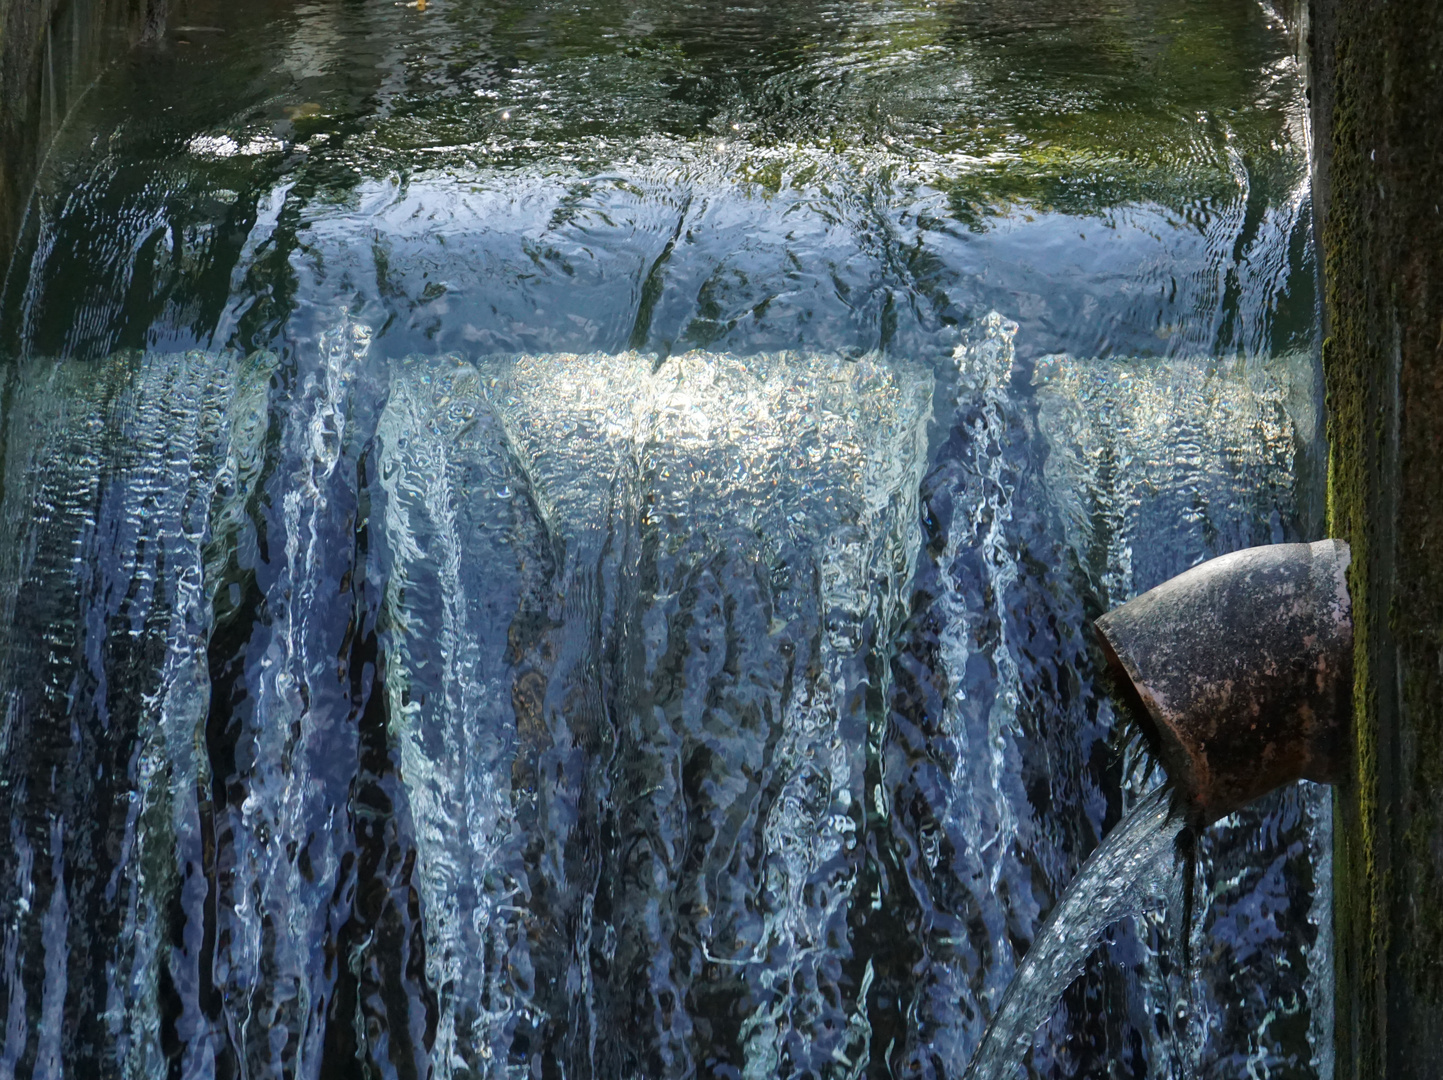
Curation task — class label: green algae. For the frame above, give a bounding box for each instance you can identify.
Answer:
[1315,0,1443,1072]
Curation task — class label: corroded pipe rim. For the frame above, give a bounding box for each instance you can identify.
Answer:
[1095,540,1353,825]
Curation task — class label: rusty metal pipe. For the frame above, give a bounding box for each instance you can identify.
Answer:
[1095,540,1353,825]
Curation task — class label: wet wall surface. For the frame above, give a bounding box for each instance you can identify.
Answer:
[0,1,1331,1076]
[0,0,166,274]
[1310,0,1443,1075]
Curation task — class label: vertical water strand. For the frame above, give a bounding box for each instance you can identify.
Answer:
[1026,356,1135,612]
[604,385,795,1079]
[268,314,367,1075]
[951,314,1027,909]
[178,350,277,1080]
[487,351,645,1078]
[102,351,247,1080]
[924,313,1040,1060]
[482,350,667,1078]
[1305,783,1334,1080]
[0,351,245,1078]
[205,313,370,1078]
[881,312,1141,1078]
[377,354,556,1077]
[0,357,105,1080]
[524,500,631,1080]
[724,357,928,1080]
[377,358,472,1075]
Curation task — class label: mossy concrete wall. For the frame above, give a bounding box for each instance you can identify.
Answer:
[0,0,164,272]
[1309,0,1443,1074]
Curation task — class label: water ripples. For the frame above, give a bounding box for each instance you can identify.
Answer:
[0,0,1330,1074]
[0,311,1330,1077]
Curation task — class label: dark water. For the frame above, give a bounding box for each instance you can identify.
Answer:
[0,0,1329,1077]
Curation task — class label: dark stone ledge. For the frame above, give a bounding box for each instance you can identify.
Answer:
[0,0,164,273]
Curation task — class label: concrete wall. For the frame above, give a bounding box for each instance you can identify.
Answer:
[1308,0,1443,1075]
[0,0,164,272]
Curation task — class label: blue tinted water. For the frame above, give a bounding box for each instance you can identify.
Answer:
[962,787,1185,1080]
[0,0,1330,1076]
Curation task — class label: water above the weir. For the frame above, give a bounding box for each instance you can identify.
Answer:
[0,0,1330,1077]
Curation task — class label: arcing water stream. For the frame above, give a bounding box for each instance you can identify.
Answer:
[962,787,1187,1080]
[0,0,1330,1076]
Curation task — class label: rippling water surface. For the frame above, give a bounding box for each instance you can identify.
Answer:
[0,0,1329,1077]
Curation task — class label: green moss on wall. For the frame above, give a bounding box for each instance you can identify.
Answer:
[1312,0,1443,1074]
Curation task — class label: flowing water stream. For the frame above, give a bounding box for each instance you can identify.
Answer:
[0,0,1330,1077]
[962,788,1187,1080]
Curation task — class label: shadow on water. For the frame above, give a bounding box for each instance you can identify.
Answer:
[0,0,1330,1077]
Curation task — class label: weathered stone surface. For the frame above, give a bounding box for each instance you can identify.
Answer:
[1096,540,1353,826]
[1309,0,1443,1074]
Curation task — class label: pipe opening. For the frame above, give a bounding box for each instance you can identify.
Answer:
[1094,539,1353,824]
